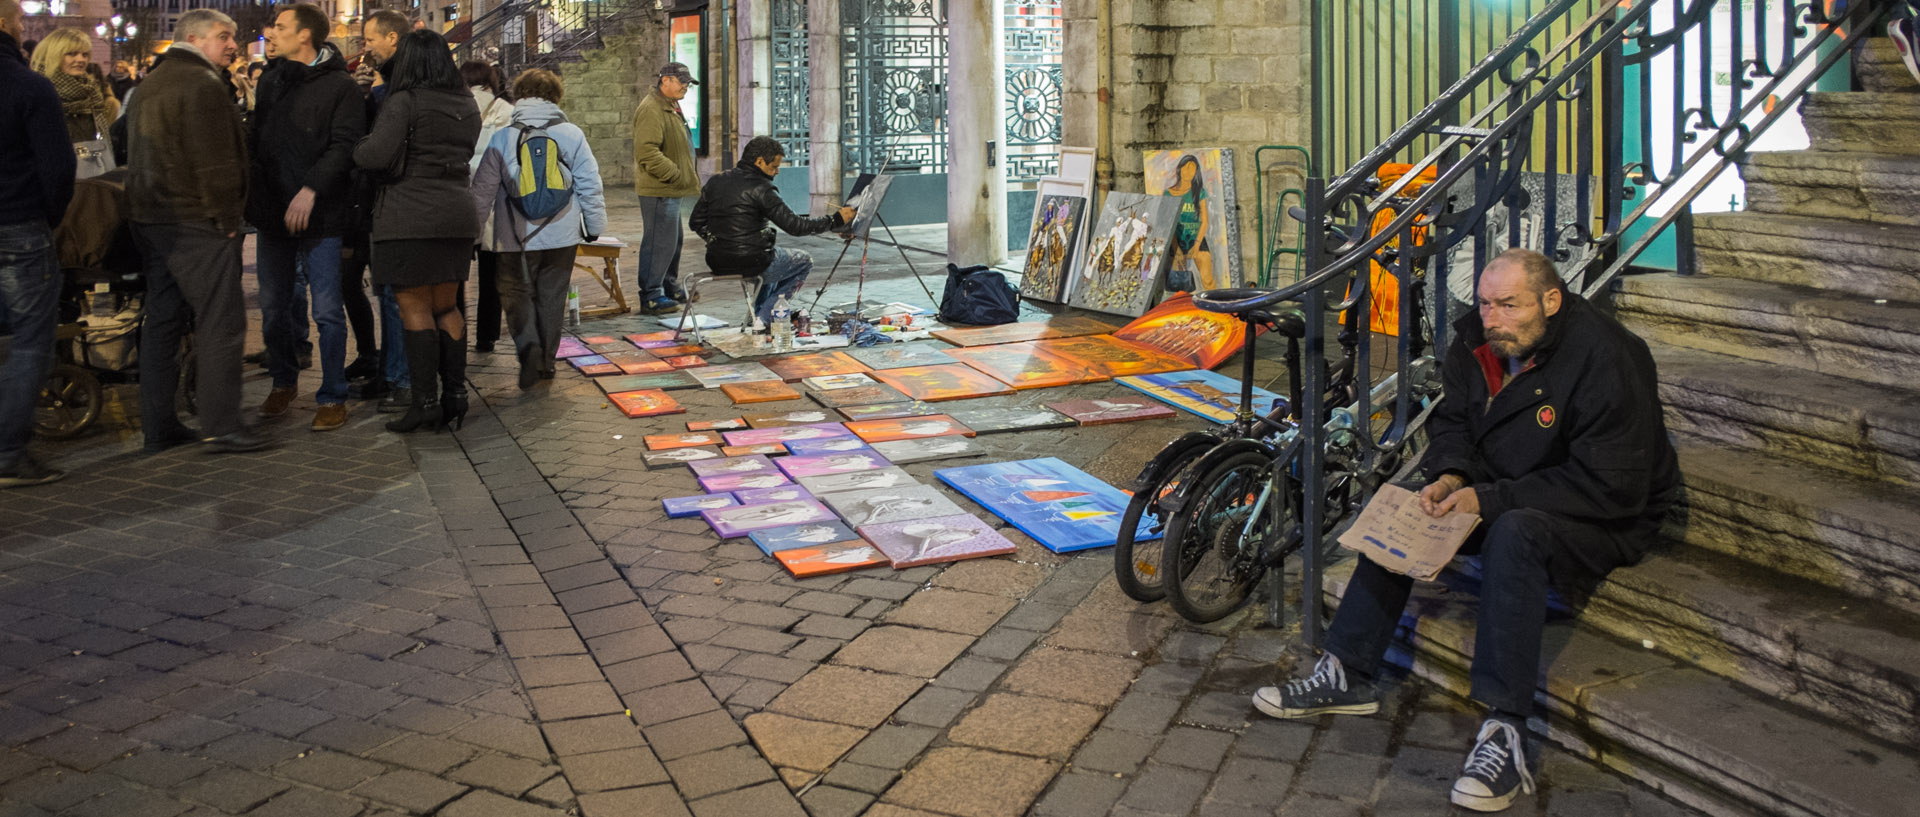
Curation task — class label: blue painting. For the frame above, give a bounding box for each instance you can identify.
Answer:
[569,354,612,368]
[934,457,1158,553]
[749,521,861,555]
[1114,369,1286,424]
[663,493,738,518]
[783,438,876,456]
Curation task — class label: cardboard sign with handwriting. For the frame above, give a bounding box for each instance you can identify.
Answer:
[1336,484,1479,581]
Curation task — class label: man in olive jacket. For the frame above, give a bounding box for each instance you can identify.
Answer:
[630,61,701,313]
[127,9,269,453]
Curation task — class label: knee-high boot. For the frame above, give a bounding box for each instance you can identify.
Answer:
[438,328,469,431]
[384,330,442,433]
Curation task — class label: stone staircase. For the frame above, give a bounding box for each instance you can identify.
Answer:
[1325,37,1920,817]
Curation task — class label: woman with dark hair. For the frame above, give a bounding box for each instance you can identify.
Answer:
[1166,154,1215,292]
[352,30,482,432]
[462,60,512,354]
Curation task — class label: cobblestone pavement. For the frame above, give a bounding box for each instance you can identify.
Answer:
[2,192,1704,817]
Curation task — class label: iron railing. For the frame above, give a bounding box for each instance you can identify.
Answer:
[1269,0,1889,639]
[453,0,649,78]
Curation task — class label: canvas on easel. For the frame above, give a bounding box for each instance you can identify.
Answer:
[1064,192,1181,318]
[838,174,895,240]
[1020,192,1088,303]
[1143,147,1245,291]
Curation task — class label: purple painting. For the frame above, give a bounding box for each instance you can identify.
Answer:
[735,485,816,505]
[554,337,591,359]
[776,452,893,479]
[721,423,855,447]
[568,354,611,368]
[796,466,917,497]
[747,520,858,555]
[663,493,739,518]
[783,438,876,456]
[700,499,839,538]
[698,471,795,493]
[858,513,1018,567]
[687,454,778,479]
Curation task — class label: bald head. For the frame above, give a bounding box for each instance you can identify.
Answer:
[1485,248,1563,296]
[1,0,24,40]
[1476,248,1564,360]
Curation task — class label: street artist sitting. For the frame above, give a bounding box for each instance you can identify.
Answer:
[688,136,854,327]
[1253,248,1681,812]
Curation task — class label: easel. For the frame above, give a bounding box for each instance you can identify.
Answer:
[806,213,940,319]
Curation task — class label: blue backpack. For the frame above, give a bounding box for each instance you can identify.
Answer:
[508,125,573,224]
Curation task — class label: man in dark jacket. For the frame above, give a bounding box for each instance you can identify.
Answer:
[688,136,853,327]
[249,2,366,431]
[1254,249,1679,813]
[126,8,269,454]
[0,0,78,487]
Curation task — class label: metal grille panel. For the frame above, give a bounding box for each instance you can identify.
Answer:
[1004,0,1063,182]
[769,0,810,165]
[842,0,948,175]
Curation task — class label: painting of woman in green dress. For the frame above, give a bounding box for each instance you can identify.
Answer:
[1144,147,1245,291]
[1167,156,1214,292]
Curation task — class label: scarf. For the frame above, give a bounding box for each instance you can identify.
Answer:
[51,70,114,143]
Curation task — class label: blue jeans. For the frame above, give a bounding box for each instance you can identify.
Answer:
[0,220,60,471]
[636,195,683,300]
[753,247,813,325]
[257,233,346,403]
[380,284,408,389]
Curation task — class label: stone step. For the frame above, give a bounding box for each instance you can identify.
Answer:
[1673,443,1920,616]
[1856,37,1920,94]
[1614,272,1920,391]
[1323,555,1920,817]
[1738,151,1920,228]
[1690,210,1920,302]
[1650,345,1920,486]
[1802,91,1920,155]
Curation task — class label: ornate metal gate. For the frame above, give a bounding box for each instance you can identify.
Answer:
[1004,0,1063,182]
[769,0,811,166]
[841,0,948,175]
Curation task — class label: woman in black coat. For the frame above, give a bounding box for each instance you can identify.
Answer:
[352,31,482,433]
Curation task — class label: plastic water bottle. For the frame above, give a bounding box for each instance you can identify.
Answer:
[770,295,794,353]
[566,287,581,328]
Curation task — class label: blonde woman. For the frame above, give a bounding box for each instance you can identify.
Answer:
[30,28,112,144]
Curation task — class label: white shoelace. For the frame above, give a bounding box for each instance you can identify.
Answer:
[1462,719,1537,794]
[1284,653,1347,697]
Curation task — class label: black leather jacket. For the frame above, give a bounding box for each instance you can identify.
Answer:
[688,163,844,275]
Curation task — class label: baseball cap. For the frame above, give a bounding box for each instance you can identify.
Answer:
[659,62,700,85]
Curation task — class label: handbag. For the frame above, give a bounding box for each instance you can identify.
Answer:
[75,139,116,179]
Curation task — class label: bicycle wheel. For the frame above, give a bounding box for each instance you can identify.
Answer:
[1114,437,1215,602]
[1162,449,1287,623]
[34,365,102,440]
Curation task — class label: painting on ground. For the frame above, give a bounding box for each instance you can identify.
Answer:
[1020,194,1088,303]
[766,351,870,383]
[871,364,1015,403]
[868,437,985,464]
[721,423,856,447]
[845,415,976,444]
[823,485,967,528]
[847,342,958,371]
[663,493,737,518]
[1063,192,1181,317]
[860,514,1018,568]
[599,371,700,393]
[1142,147,1245,291]
[1113,292,1254,370]
[943,406,1077,435]
[1114,369,1287,424]
[1045,396,1176,426]
[701,499,838,538]
[945,342,1106,390]
[935,457,1158,553]
[775,541,889,577]
[1032,335,1190,378]
[796,467,918,497]
[608,389,685,418]
[750,521,859,555]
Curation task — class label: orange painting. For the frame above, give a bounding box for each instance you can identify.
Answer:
[614,358,674,375]
[765,351,870,383]
[688,418,748,431]
[945,342,1108,389]
[578,363,621,377]
[723,443,788,456]
[1033,335,1192,378]
[608,389,685,418]
[775,542,888,577]
[871,364,1015,402]
[652,344,707,357]
[722,381,802,404]
[664,355,709,369]
[844,414,977,443]
[645,431,723,450]
[1113,292,1254,370]
[930,314,1124,347]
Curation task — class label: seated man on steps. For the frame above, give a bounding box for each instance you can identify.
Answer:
[688,136,854,327]
[1254,248,1681,813]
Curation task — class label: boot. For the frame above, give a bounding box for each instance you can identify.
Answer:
[384,330,442,433]
[438,328,469,432]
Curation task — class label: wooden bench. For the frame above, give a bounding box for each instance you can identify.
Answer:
[575,239,630,318]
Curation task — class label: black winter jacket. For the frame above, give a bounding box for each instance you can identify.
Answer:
[689,164,844,275]
[351,86,481,243]
[0,30,77,227]
[1418,292,1680,571]
[246,46,366,238]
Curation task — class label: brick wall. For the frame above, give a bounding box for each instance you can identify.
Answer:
[558,16,670,191]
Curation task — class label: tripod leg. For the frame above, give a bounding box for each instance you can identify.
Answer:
[808,238,857,315]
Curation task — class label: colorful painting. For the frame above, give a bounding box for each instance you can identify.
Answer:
[945,343,1107,390]
[846,415,976,444]
[599,371,701,392]
[691,363,781,388]
[744,409,840,428]
[643,447,721,468]
[735,485,816,506]
[578,363,622,377]
[1044,396,1177,425]
[554,337,591,359]
[944,406,1077,434]
[860,513,1018,568]
[722,443,787,457]
[608,389,685,418]
[822,485,966,527]
[777,452,893,479]
[645,431,723,451]
[809,384,913,410]
[687,454,778,479]
[1021,194,1088,303]
[1114,369,1286,424]
[586,339,632,354]
[612,358,674,375]
[664,356,709,369]
[869,437,986,464]
[626,331,683,348]
[569,354,611,368]
[749,520,858,555]
[1033,335,1191,378]
[797,466,917,496]
[1143,147,1245,292]
[1112,292,1253,370]
[580,335,620,346]
[935,457,1158,553]
[663,493,738,518]
[838,401,939,422]
[700,499,838,538]
[872,364,1015,403]
[766,351,870,383]
[803,373,879,391]
[929,314,1124,347]
[651,344,708,357]
[689,418,749,431]
[1064,192,1181,317]
[846,342,958,371]
[721,422,856,447]
[775,541,889,577]
[723,381,801,404]
[783,438,875,456]
[698,471,795,494]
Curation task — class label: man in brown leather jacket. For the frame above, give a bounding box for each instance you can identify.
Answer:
[629,62,701,314]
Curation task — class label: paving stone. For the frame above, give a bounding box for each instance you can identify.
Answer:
[830,626,973,678]
[820,762,899,795]
[177,768,291,812]
[586,627,676,665]
[1155,726,1238,771]
[933,657,1007,692]
[931,559,1048,598]
[25,724,141,770]
[843,723,941,770]
[197,732,307,771]
[367,734,479,773]
[528,681,627,721]
[1295,750,1388,800]
[742,712,866,773]
[782,637,842,664]
[354,767,470,812]
[623,679,722,727]
[1001,647,1141,707]
[1119,764,1213,815]
[645,709,748,761]
[766,665,924,729]
[301,718,406,754]
[245,788,367,817]
[682,645,738,673]
[450,715,552,760]
[442,789,572,817]
[785,592,862,617]
[663,744,776,799]
[448,753,558,796]
[1236,718,1317,762]
[839,578,919,602]
[515,655,606,689]
[948,693,1104,759]
[275,750,389,789]
[686,780,806,817]
[499,628,587,658]
[542,714,648,756]
[707,626,802,655]
[603,652,697,694]
[1032,770,1130,817]
[524,774,575,809]
[800,785,875,817]
[490,606,573,632]
[884,747,1057,817]
[1072,728,1157,773]
[559,747,671,793]
[894,685,979,728]
[571,603,658,640]
[882,589,1017,636]
[1322,714,1395,756]
[1103,691,1184,735]
[791,614,869,641]
[100,750,216,788]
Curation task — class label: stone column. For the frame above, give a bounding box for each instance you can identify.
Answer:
[945,0,1007,265]
[807,0,844,214]
[737,0,772,140]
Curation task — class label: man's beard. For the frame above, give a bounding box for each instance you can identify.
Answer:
[1487,332,1538,360]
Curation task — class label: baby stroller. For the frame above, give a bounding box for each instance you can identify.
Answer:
[34,171,151,440]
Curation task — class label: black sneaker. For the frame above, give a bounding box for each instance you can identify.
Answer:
[1451,718,1536,812]
[377,387,412,414]
[0,454,66,488]
[1251,654,1379,719]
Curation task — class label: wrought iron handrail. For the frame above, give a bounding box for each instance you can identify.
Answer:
[1253,0,1891,642]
